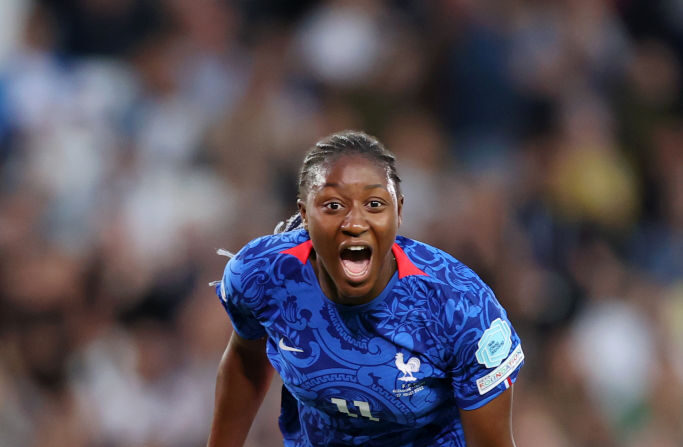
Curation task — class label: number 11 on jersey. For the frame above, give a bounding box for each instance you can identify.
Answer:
[330,398,380,422]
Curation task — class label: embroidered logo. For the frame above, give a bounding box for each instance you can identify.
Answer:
[395,353,420,382]
[278,337,303,353]
[476,318,512,368]
[393,381,425,398]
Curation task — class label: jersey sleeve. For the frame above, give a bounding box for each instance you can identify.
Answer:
[216,252,267,340]
[447,279,524,410]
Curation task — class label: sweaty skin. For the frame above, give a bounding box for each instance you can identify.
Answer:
[298,155,403,306]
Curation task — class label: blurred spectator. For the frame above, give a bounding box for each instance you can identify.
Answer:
[0,1,682,446]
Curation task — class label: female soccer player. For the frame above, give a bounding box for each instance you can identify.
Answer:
[208,131,524,446]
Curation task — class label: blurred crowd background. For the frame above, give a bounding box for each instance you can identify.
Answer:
[0,0,681,446]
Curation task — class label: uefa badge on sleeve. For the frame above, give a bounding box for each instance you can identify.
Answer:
[475,318,512,368]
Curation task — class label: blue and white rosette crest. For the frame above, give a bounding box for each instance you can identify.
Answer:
[475,318,512,368]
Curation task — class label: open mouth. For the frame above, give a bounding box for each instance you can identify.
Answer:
[340,245,372,280]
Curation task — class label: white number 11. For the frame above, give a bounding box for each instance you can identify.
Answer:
[330,398,380,421]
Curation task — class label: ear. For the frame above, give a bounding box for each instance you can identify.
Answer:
[397,195,404,228]
[297,199,308,229]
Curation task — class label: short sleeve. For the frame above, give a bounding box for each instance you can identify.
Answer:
[216,254,267,340]
[449,282,524,410]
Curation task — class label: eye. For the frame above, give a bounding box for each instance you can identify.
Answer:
[324,202,343,211]
[367,200,385,209]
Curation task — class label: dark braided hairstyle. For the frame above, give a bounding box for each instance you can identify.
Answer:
[274,130,402,234]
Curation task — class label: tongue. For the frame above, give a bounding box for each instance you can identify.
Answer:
[342,258,370,275]
[341,250,370,275]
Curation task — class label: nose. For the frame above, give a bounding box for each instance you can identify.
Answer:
[340,204,368,236]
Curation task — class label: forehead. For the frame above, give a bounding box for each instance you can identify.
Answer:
[311,154,389,190]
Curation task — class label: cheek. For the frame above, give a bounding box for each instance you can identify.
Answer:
[307,212,338,239]
[382,207,401,227]
[374,213,400,241]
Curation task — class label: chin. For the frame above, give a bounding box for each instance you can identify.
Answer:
[336,281,374,303]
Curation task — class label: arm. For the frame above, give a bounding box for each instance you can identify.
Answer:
[460,386,516,447]
[207,331,275,447]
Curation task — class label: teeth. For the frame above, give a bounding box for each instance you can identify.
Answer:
[347,246,367,251]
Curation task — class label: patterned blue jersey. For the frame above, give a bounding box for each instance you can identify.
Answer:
[217,229,524,446]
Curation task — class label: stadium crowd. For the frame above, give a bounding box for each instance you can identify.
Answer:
[0,0,681,446]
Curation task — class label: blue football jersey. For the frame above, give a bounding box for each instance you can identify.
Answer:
[217,229,524,446]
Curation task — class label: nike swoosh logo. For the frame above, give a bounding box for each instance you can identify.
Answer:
[279,337,304,353]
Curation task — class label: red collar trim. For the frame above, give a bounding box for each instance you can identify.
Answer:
[280,240,427,279]
[391,243,428,279]
[280,240,313,264]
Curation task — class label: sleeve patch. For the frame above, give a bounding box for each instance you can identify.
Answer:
[475,318,512,368]
[476,344,524,395]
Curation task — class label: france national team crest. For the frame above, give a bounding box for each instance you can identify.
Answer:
[395,353,421,382]
[393,352,426,398]
[476,318,512,368]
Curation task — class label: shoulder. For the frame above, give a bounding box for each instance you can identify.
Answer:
[394,236,504,336]
[223,229,310,290]
[235,229,310,262]
[395,235,489,298]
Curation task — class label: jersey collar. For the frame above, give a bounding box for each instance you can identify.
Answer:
[280,239,427,279]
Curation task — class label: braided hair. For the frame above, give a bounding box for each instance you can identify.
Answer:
[274,130,402,234]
